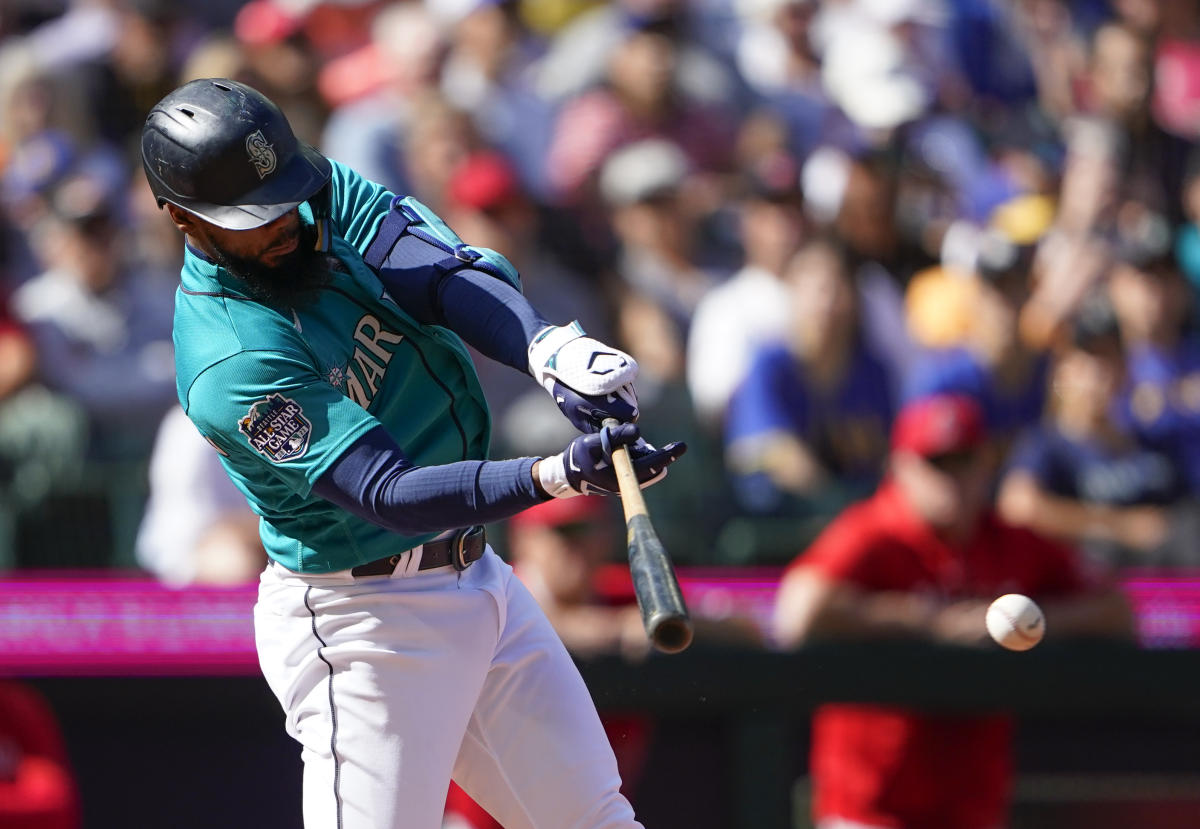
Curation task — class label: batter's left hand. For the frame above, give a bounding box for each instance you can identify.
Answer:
[528,322,638,433]
[537,423,686,498]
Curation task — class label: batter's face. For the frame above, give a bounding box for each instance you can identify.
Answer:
[167,205,329,306]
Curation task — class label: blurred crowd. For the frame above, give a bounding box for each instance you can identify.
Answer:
[2,0,1200,582]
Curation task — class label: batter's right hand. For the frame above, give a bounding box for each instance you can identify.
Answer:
[536,423,686,499]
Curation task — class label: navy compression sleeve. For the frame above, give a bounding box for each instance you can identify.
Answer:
[374,235,551,371]
[312,425,549,535]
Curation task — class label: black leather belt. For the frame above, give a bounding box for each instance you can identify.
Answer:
[350,526,486,578]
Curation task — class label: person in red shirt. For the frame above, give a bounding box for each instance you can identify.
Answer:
[773,393,1134,829]
[0,681,80,829]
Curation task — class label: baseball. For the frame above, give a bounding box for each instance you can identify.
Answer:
[986,594,1045,651]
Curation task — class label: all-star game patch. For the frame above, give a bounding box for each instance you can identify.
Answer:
[239,394,312,462]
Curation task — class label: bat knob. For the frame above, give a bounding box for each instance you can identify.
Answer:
[649,615,694,654]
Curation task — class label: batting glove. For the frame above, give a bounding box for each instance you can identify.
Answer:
[538,422,687,499]
[527,321,639,433]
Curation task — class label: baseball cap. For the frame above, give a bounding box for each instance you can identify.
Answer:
[599,139,690,207]
[508,495,612,531]
[891,394,986,458]
[447,151,520,211]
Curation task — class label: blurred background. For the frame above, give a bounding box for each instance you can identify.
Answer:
[2,0,1200,827]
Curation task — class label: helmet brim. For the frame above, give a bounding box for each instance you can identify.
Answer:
[168,142,331,231]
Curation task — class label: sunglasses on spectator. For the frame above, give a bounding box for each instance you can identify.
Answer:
[549,520,600,541]
[923,449,979,474]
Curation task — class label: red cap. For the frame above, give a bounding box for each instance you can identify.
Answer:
[234,0,304,46]
[891,393,986,457]
[448,152,519,211]
[509,495,611,530]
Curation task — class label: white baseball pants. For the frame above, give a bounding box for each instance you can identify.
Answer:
[254,548,643,829]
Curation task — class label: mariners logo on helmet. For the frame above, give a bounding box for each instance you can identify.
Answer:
[239,394,311,462]
[246,130,277,179]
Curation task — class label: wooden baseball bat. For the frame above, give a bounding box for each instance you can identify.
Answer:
[603,418,693,654]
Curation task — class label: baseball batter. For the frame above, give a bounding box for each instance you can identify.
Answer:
[141,79,686,829]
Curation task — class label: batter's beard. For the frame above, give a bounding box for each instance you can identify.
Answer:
[209,222,332,308]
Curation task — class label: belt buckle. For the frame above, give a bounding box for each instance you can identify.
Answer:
[451,526,481,571]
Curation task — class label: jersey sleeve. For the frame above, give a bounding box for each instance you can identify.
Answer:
[325,158,396,255]
[182,348,380,498]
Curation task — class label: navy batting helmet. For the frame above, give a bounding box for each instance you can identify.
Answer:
[141,78,330,230]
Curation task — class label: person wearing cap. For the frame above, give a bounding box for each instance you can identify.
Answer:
[998,296,1196,570]
[773,393,1132,829]
[141,78,687,829]
[904,226,1050,445]
[599,138,720,332]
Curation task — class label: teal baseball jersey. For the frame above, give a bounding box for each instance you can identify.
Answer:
[174,160,495,573]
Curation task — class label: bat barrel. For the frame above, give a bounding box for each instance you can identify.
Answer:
[626,513,693,654]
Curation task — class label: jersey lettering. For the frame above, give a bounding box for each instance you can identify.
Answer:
[343,314,405,409]
[353,347,387,396]
[353,315,405,362]
[345,372,368,408]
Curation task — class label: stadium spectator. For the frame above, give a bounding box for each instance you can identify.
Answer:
[318,2,448,193]
[828,150,934,387]
[686,151,806,428]
[733,0,835,159]
[11,171,176,461]
[774,392,1134,829]
[0,214,87,564]
[436,0,556,200]
[998,295,1197,570]
[905,227,1049,443]
[1107,236,1200,495]
[1079,20,1191,224]
[533,0,737,114]
[544,13,734,206]
[599,139,719,331]
[724,235,894,514]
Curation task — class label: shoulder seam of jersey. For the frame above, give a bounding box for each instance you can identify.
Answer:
[180,287,258,301]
